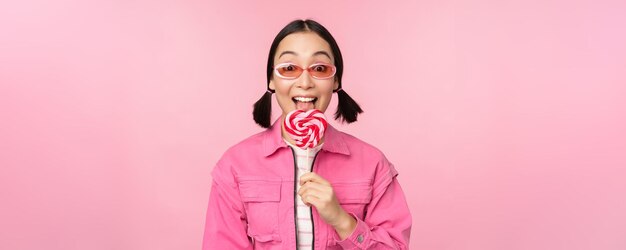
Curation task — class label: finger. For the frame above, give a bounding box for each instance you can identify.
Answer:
[298,183,325,197]
[298,182,330,196]
[299,172,317,186]
[301,193,319,207]
[299,172,330,186]
[299,186,334,204]
[297,183,318,197]
[299,172,320,186]
[306,194,334,210]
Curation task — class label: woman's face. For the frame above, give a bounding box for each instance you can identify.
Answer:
[269,32,339,118]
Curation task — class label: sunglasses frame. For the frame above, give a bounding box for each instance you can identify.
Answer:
[273,62,337,80]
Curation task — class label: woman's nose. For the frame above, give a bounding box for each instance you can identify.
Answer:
[295,70,314,89]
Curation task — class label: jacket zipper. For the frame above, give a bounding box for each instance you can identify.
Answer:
[290,147,299,248]
[310,152,320,250]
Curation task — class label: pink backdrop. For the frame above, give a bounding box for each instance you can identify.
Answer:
[1,0,625,249]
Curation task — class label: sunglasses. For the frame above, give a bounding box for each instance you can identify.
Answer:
[273,63,337,80]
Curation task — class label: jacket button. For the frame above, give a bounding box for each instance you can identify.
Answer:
[357,234,364,243]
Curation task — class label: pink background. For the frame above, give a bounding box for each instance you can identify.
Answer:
[1,0,625,249]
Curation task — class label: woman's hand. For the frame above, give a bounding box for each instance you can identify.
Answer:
[298,172,357,239]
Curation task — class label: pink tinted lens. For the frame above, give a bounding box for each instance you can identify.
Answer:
[308,64,335,78]
[275,64,303,78]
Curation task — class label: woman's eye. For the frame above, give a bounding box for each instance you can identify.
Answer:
[285,65,295,71]
[312,65,326,72]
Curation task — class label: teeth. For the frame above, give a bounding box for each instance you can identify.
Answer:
[293,97,315,102]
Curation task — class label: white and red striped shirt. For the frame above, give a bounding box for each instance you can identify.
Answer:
[284,138,322,250]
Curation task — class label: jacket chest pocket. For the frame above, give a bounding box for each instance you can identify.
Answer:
[333,180,373,220]
[238,176,283,239]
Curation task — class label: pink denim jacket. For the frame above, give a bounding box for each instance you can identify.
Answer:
[202,117,411,249]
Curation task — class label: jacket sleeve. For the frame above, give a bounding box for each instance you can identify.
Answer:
[202,160,253,249]
[333,156,412,249]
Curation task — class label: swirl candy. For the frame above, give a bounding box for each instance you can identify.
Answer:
[283,109,328,149]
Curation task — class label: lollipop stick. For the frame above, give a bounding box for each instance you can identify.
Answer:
[306,147,310,172]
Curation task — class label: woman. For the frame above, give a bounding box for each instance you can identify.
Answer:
[203,19,411,249]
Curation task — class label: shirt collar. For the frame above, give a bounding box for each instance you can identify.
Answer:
[262,115,351,157]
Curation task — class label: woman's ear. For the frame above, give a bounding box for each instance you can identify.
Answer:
[268,80,275,91]
[333,80,339,92]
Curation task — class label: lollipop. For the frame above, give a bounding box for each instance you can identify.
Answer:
[283,109,328,149]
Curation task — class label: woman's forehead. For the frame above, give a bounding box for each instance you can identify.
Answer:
[275,32,333,61]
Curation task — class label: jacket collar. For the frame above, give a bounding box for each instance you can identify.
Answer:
[262,115,350,157]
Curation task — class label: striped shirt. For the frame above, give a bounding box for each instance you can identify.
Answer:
[284,138,322,250]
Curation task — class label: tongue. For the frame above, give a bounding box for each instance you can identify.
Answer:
[296,101,314,111]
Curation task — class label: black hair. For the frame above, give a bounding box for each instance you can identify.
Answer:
[253,19,363,128]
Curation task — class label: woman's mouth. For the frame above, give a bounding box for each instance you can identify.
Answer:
[292,96,317,111]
